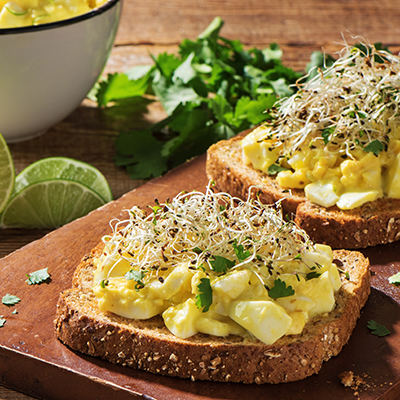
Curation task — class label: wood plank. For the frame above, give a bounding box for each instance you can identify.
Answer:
[115,0,400,46]
[0,154,400,400]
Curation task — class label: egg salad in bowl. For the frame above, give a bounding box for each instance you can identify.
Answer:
[0,0,107,27]
[93,184,344,346]
[242,43,400,210]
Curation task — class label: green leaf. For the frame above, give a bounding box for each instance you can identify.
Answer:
[233,239,251,263]
[2,294,21,307]
[364,139,386,155]
[210,255,235,273]
[197,16,224,41]
[367,320,391,337]
[115,130,168,179]
[388,272,400,286]
[152,75,202,115]
[267,163,288,175]
[26,267,51,285]
[305,271,322,280]
[125,269,146,291]
[306,50,336,81]
[196,277,213,312]
[95,72,151,107]
[321,127,334,145]
[0,316,5,328]
[267,278,295,299]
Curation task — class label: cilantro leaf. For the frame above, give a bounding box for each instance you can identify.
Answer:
[26,268,51,285]
[388,272,400,286]
[267,278,295,299]
[0,316,5,328]
[95,71,151,107]
[233,239,251,263]
[210,255,235,273]
[115,129,167,179]
[196,277,213,312]
[364,139,386,155]
[367,320,391,337]
[267,163,288,176]
[2,294,21,307]
[124,270,146,291]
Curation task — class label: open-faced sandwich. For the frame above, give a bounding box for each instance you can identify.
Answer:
[55,185,370,384]
[206,42,400,248]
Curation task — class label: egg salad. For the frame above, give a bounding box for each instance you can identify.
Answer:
[93,184,343,345]
[0,0,107,28]
[242,43,400,210]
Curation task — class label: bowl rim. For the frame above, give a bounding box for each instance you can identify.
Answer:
[0,0,121,35]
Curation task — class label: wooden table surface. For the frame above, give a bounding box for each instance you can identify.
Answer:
[2,1,400,398]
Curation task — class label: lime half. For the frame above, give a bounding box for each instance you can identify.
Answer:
[1,179,106,229]
[0,133,15,213]
[13,157,113,202]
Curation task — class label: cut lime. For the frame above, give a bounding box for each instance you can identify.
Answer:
[0,133,15,214]
[13,157,112,202]
[1,179,106,229]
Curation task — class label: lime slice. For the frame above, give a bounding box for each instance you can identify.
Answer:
[13,157,112,202]
[0,133,15,213]
[1,179,106,229]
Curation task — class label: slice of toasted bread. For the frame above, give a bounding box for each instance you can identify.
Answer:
[54,242,370,384]
[205,134,400,249]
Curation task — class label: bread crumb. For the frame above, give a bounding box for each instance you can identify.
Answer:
[339,370,368,397]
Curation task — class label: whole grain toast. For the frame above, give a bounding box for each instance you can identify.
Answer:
[54,241,370,384]
[206,134,400,249]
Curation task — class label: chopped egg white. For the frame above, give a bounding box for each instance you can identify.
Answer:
[92,185,344,345]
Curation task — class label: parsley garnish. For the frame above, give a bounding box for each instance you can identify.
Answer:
[26,268,51,285]
[209,256,235,273]
[364,139,386,155]
[196,278,213,312]
[388,272,400,286]
[267,278,295,299]
[92,17,302,180]
[233,239,251,263]
[0,316,5,328]
[2,294,21,307]
[367,320,390,337]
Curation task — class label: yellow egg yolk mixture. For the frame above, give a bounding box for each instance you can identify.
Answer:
[0,0,107,27]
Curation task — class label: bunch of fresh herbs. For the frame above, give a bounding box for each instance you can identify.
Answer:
[92,17,324,180]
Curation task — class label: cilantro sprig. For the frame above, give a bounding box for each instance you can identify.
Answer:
[92,17,303,179]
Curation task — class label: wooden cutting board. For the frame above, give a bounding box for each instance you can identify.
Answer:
[0,154,399,400]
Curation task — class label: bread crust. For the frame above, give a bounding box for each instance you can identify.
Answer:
[54,243,370,384]
[205,134,400,249]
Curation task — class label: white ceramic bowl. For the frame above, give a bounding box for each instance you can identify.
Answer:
[0,0,122,143]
